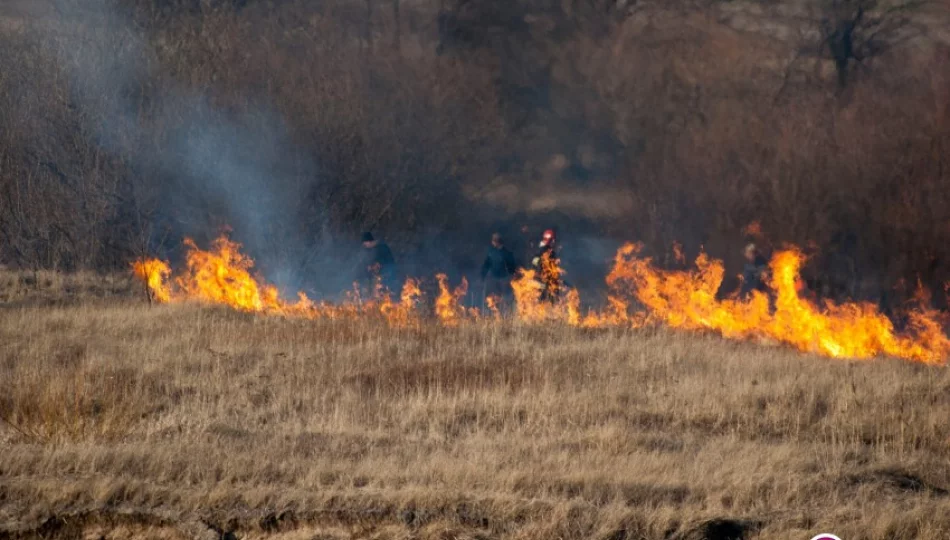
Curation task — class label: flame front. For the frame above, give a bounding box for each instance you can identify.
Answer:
[766,250,950,362]
[133,233,950,364]
[602,243,950,364]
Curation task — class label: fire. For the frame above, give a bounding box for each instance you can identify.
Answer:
[435,274,468,326]
[766,250,950,362]
[485,295,502,319]
[571,245,642,328]
[176,237,281,313]
[133,233,950,364]
[133,235,418,322]
[603,243,773,339]
[510,265,574,324]
[508,252,580,324]
[539,251,563,300]
[605,243,949,364]
[672,242,686,265]
[377,278,423,327]
[132,259,172,303]
[511,268,545,322]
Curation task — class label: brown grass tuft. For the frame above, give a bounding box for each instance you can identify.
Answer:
[2,289,950,538]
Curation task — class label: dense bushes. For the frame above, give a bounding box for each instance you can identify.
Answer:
[0,0,948,302]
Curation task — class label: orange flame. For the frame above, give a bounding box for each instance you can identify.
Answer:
[176,237,276,312]
[510,255,575,324]
[603,243,950,364]
[435,274,468,327]
[132,233,950,363]
[485,295,502,319]
[766,250,949,362]
[511,268,545,322]
[377,278,423,327]
[672,241,686,265]
[539,251,564,299]
[572,244,642,328]
[132,259,172,303]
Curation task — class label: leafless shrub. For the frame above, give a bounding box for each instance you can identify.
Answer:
[0,0,946,306]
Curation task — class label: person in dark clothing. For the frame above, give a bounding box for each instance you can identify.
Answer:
[480,233,518,308]
[359,232,397,293]
[739,243,769,298]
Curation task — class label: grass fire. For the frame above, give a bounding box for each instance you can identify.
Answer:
[5,267,950,539]
[133,233,950,364]
[5,0,950,538]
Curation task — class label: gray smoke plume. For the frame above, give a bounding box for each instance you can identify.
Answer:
[40,1,337,294]
[24,1,636,302]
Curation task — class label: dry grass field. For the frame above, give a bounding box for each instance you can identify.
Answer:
[2,273,950,540]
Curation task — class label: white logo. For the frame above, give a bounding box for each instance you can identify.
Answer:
[809,535,842,540]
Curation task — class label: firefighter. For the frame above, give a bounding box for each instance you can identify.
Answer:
[359,232,397,292]
[740,243,769,298]
[531,229,556,268]
[480,232,518,309]
[532,229,562,302]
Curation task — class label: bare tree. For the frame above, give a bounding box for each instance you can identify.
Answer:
[816,0,925,88]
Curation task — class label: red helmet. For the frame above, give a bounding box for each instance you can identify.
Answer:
[541,229,556,246]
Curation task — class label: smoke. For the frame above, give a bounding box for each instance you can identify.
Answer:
[40,1,338,293]
[16,2,657,307]
[31,2,615,300]
[13,3,686,304]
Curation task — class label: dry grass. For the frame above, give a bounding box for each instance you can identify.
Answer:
[2,278,950,539]
[0,268,137,307]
